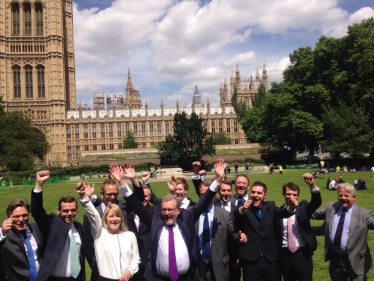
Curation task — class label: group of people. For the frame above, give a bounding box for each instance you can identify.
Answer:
[1,158,374,281]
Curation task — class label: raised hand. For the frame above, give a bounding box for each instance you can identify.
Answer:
[123,162,137,179]
[75,181,87,199]
[109,163,125,182]
[167,175,176,193]
[142,172,150,183]
[199,170,207,176]
[1,218,13,236]
[303,173,315,187]
[35,170,51,190]
[214,158,225,179]
[192,161,201,174]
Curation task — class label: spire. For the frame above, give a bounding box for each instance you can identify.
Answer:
[192,85,201,107]
[256,70,260,81]
[126,67,134,90]
[262,63,268,78]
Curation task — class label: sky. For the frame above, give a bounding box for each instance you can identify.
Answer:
[72,0,374,109]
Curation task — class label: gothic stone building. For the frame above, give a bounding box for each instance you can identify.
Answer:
[0,0,268,165]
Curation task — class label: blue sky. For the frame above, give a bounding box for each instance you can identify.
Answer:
[72,0,374,109]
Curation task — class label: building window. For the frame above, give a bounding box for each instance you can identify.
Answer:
[141,123,146,137]
[157,122,161,136]
[92,124,96,138]
[118,144,122,149]
[133,124,138,137]
[101,144,106,150]
[142,143,146,148]
[150,142,154,147]
[109,144,114,150]
[66,125,71,139]
[35,3,43,35]
[109,124,113,137]
[150,123,154,136]
[75,146,80,160]
[25,65,33,98]
[84,145,89,151]
[84,124,88,139]
[235,139,239,144]
[37,66,45,98]
[219,121,223,133]
[67,146,72,160]
[226,120,231,133]
[13,65,21,98]
[125,123,129,134]
[211,121,216,133]
[101,124,105,138]
[75,124,79,139]
[244,98,249,109]
[165,123,170,135]
[234,121,238,133]
[24,3,32,35]
[93,145,97,150]
[12,3,20,35]
[117,124,122,137]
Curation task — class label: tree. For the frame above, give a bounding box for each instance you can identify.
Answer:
[0,112,50,171]
[212,132,231,145]
[233,100,247,121]
[251,83,266,108]
[157,112,215,170]
[123,130,139,149]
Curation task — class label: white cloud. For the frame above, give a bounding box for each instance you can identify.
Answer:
[72,0,374,108]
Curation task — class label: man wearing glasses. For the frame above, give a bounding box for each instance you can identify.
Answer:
[109,159,225,281]
[83,178,145,281]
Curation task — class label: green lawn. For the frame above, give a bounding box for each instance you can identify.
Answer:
[1,169,374,280]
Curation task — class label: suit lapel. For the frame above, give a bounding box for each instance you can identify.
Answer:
[9,228,27,257]
[347,204,358,243]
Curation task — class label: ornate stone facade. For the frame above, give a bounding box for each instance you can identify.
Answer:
[0,0,268,165]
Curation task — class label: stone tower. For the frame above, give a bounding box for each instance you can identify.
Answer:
[124,68,142,109]
[0,0,76,165]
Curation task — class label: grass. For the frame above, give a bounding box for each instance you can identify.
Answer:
[1,169,374,280]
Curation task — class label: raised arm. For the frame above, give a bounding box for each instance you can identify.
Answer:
[77,182,102,239]
[302,173,322,216]
[31,170,51,237]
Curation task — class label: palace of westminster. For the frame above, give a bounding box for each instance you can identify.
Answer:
[0,0,268,165]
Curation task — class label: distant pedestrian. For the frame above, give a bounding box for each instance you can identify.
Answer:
[234,161,239,177]
[245,163,249,175]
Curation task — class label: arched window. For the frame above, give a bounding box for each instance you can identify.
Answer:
[24,3,32,35]
[25,65,33,98]
[37,65,45,98]
[12,3,20,35]
[35,3,43,35]
[13,65,21,98]
[244,98,249,109]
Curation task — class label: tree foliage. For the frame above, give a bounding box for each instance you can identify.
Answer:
[157,112,215,170]
[123,130,139,149]
[212,132,231,145]
[0,112,50,171]
[240,18,374,161]
[233,100,247,121]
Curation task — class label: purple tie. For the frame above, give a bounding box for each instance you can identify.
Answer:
[168,225,179,281]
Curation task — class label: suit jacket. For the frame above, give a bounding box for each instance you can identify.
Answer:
[195,206,236,281]
[126,184,218,280]
[0,222,44,281]
[312,202,374,275]
[31,190,85,281]
[275,191,322,254]
[128,205,159,266]
[234,201,293,262]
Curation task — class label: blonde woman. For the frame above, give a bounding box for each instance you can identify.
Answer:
[77,182,140,281]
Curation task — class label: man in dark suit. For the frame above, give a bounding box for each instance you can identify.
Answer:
[128,185,160,280]
[31,170,85,281]
[109,159,225,281]
[83,176,145,281]
[235,181,297,281]
[194,180,244,281]
[0,199,44,281]
[312,182,374,280]
[275,173,321,281]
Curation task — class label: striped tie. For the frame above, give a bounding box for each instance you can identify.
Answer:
[333,208,347,248]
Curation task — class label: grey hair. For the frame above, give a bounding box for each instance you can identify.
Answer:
[337,183,356,197]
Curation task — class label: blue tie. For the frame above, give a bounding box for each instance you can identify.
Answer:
[21,231,37,281]
[333,208,347,249]
[201,211,211,263]
[257,208,262,219]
